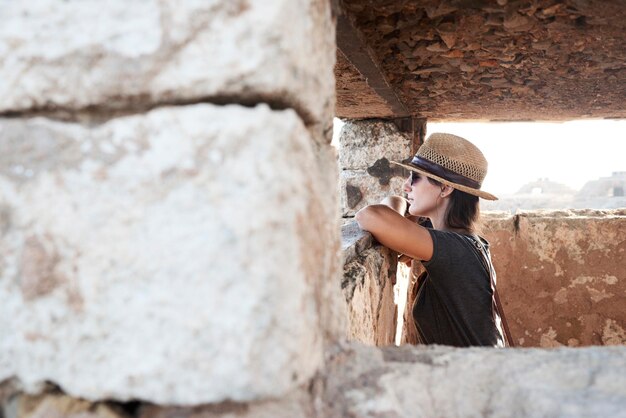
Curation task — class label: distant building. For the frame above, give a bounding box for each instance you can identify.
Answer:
[577,172,626,198]
[515,178,575,195]
[483,174,626,212]
[573,172,626,209]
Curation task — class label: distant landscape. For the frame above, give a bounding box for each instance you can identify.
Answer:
[482,172,626,213]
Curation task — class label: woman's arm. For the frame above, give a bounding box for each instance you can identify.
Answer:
[355,202,434,262]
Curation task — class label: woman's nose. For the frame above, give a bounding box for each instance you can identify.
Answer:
[403,176,411,192]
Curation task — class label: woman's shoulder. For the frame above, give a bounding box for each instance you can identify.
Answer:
[429,228,489,245]
[424,229,488,267]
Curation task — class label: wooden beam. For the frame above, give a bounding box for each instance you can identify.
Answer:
[336,11,410,117]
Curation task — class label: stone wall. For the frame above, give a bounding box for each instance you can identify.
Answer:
[401,210,626,347]
[338,120,411,217]
[0,0,344,406]
[341,221,396,346]
[483,209,626,347]
[3,1,626,417]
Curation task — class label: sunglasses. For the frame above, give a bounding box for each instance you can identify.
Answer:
[410,171,419,185]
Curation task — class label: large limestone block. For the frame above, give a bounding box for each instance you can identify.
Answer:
[0,104,341,404]
[0,0,335,126]
[337,121,410,216]
[482,209,626,347]
[338,121,411,170]
[323,343,626,418]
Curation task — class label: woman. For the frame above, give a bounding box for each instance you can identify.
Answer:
[355,132,509,347]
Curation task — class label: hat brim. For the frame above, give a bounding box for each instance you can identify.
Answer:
[391,161,498,201]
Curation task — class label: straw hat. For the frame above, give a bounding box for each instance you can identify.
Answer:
[391,133,498,200]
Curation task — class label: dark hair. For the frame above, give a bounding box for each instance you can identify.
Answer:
[426,177,480,234]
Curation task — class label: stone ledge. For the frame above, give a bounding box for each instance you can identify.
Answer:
[322,342,626,417]
[341,220,374,265]
[5,343,626,418]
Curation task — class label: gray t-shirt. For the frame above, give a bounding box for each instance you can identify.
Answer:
[413,229,504,347]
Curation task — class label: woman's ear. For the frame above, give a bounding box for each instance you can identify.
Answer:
[440,185,454,198]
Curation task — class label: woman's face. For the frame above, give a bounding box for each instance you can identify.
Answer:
[403,171,442,217]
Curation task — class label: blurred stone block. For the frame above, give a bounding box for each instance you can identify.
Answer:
[0,0,335,126]
[0,103,341,404]
[323,343,626,417]
[2,394,128,418]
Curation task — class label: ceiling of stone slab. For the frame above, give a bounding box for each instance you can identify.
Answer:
[334,0,626,121]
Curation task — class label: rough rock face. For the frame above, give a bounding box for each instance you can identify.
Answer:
[335,51,397,119]
[338,121,411,217]
[483,209,626,347]
[0,104,341,404]
[1,393,130,418]
[336,0,626,120]
[0,0,335,127]
[402,210,626,347]
[342,222,397,346]
[323,342,626,418]
[7,343,626,418]
[137,387,318,418]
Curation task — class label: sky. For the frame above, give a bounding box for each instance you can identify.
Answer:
[334,119,626,195]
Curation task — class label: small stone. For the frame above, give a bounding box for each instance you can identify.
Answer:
[346,184,363,209]
[11,394,128,418]
[426,42,449,52]
[460,63,477,73]
[503,13,534,32]
[479,60,499,67]
[442,50,464,59]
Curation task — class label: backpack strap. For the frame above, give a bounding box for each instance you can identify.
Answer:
[466,235,514,347]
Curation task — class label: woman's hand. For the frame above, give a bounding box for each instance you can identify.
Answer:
[380,195,408,215]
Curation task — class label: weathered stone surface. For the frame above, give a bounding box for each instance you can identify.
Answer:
[399,210,626,347]
[335,52,396,119]
[0,0,335,126]
[338,120,411,217]
[138,386,317,418]
[0,103,342,404]
[323,342,626,418]
[336,0,626,120]
[340,171,406,217]
[2,393,129,418]
[338,121,411,170]
[342,221,396,346]
[481,209,626,348]
[5,343,626,418]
